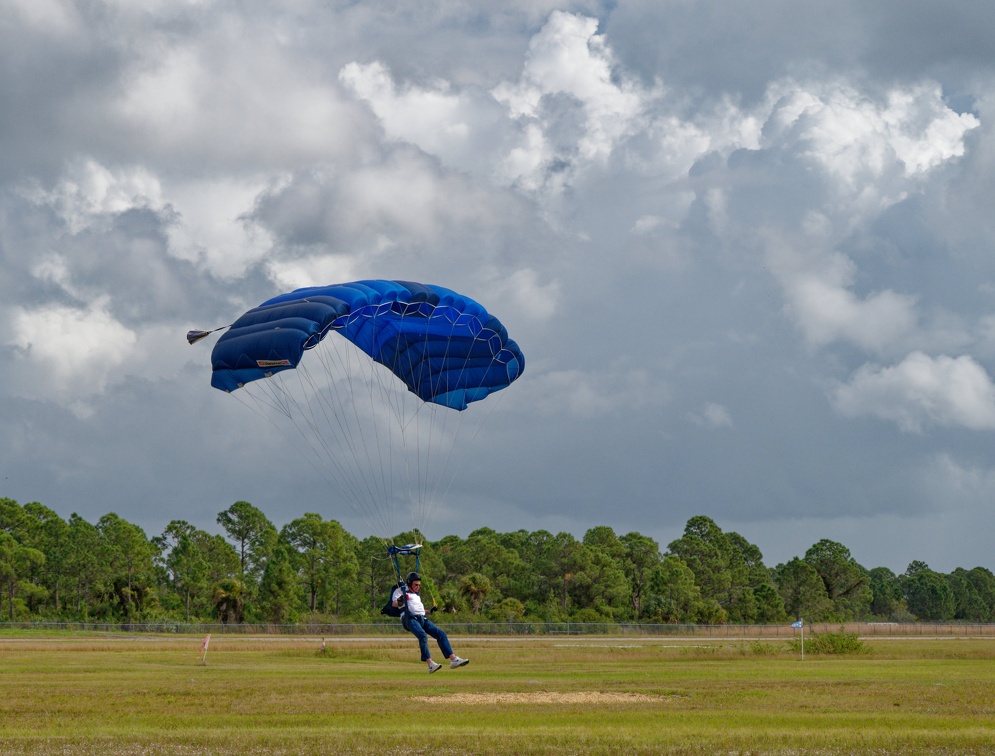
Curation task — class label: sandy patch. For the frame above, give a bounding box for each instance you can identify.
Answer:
[413,691,660,705]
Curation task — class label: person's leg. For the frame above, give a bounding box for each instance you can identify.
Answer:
[423,618,454,659]
[408,616,431,661]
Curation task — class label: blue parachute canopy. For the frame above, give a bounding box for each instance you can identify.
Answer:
[209,280,525,410]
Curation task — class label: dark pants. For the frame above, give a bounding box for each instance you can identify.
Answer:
[405,614,453,661]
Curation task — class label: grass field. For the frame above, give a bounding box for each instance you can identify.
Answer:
[2,632,995,754]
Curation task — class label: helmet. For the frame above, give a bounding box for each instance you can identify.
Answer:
[405,571,421,585]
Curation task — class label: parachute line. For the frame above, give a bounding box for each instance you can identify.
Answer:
[207,280,524,539]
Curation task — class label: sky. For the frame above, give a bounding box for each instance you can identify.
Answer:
[2,0,995,575]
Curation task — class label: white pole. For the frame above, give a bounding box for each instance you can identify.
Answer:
[800,620,804,661]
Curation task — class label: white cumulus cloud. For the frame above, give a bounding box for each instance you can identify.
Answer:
[6,298,138,416]
[833,352,995,432]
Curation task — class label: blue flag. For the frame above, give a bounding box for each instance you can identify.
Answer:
[791,619,803,628]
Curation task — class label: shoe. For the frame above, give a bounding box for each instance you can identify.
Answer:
[450,656,469,669]
[428,661,442,674]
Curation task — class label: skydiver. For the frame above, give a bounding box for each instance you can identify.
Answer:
[392,572,469,673]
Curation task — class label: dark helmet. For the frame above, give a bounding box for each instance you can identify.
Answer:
[406,571,421,585]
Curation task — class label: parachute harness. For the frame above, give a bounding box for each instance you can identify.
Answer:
[387,542,438,612]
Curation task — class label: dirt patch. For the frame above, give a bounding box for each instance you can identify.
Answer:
[414,691,660,705]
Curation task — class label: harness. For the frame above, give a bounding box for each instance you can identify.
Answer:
[380,543,438,621]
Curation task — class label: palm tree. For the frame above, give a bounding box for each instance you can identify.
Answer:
[213,578,246,624]
[458,572,491,613]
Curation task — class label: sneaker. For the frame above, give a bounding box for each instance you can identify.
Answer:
[428,661,442,674]
[450,656,469,669]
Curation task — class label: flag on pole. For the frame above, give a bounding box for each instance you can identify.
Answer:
[791,620,803,628]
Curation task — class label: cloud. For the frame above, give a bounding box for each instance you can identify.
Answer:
[713,80,980,360]
[12,158,274,306]
[689,402,733,428]
[833,352,995,432]
[518,366,669,419]
[339,61,511,178]
[6,298,137,416]
[482,267,561,322]
[494,11,648,162]
[2,0,81,36]
[759,80,978,217]
[3,2,995,575]
[764,233,919,354]
[19,158,165,235]
[112,19,364,172]
[341,12,661,196]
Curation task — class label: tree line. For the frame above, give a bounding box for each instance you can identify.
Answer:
[2,497,993,625]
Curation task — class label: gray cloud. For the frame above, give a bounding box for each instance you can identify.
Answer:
[2,1,995,573]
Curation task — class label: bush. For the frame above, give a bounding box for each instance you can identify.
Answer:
[746,641,781,656]
[787,627,869,655]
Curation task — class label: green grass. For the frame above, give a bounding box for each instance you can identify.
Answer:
[1,635,994,753]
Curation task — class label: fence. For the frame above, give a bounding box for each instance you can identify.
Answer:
[2,621,995,637]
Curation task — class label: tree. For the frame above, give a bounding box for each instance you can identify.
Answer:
[21,503,69,614]
[0,498,28,538]
[281,514,357,615]
[668,516,767,621]
[213,578,247,624]
[668,517,733,605]
[488,597,525,622]
[571,533,631,618]
[583,526,626,561]
[643,555,720,623]
[355,536,396,614]
[316,524,360,617]
[902,562,954,621]
[459,572,492,613]
[947,570,988,621]
[753,582,787,623]
[619,532,662,618]
[154,520,240,621]
[258,545,298,623]
[803,539,872,620]
[97,514,156,617]
[439,529,525,602]
[546,532,591,612]
[216,501,277,583]
[963,567,995,621]
[280,514,324,614]
[497,529,557,610]
[774,558,832,621]
[167,533,209,621]
[0,532,47,621]
[438,584,465,614]
[868,567,906,619]
[65,514,102,618]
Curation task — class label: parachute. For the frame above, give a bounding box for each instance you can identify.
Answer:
[200,279,524,539]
